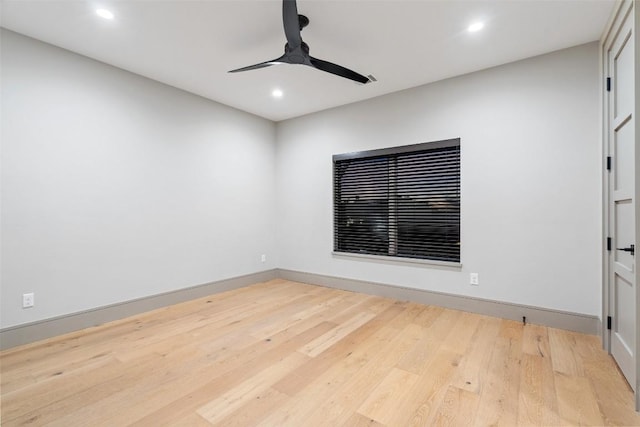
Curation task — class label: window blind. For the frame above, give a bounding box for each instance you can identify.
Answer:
[333,138,460,263]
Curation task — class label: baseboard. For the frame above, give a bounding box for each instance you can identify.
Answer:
[276,268,601,335]
[0,269,279,350]
[1,267,601,351]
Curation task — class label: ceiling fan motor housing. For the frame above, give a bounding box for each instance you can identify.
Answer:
[298,14,309,30]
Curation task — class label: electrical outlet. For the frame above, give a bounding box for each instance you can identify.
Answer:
[470,273,479,286]
[22,293,35,308]
[261,254,266,263]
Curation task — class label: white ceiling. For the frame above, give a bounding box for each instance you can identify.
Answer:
[1,0,614,122]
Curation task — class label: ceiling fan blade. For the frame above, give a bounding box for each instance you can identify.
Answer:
[309,56,370,84]
[283,0,302,48]
[228,57,286,73]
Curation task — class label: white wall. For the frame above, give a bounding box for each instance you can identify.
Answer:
[1,30,277,328]
[276,42,601,316]
[1,30,602,331]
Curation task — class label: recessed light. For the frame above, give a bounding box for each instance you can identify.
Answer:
[467,22,484,33]
[272,89,283,98]
[96,9,114,20]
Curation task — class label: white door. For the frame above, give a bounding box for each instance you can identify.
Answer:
[606,1,636,396]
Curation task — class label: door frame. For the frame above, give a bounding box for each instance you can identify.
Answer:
[601,0,639,410]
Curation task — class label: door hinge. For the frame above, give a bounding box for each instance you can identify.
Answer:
[607,237,612,251]
[607,156,611,171]
[606,77,611,92]
[607,316,612,330]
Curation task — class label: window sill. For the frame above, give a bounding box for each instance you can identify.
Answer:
[331,251,462,269]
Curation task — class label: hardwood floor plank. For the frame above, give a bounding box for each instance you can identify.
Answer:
[395,308,460,374]
[1,354,120,422]
[440,311,483,355]
[248,291,349,340]
[555,372,605,425]
[45,350,219,426]
[520,324,561,426]
[299,310,377,357]
[1,280,637,426]
[473,319,523,427]
[207,387,288,427]
[384,302,428,330]
[548,327,584,376]
[522,323,551,358]
[430,385,480,427]
[3,347,202,426]
[196,352,310,424]
[341,412,386,427]
[271,305,399,396]
[517,353,560,426]
[584,358,640,426]
[411,304,445,328]
[385,347,463,426]
[449,316,502,394]
[112,285,318,362]
[357,367,419,424]
[133,320,337,426]
[304,322,430,426]
[152,413,213,427]
[261,317,406,425]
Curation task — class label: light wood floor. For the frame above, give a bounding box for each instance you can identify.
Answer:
[1,279,638,426]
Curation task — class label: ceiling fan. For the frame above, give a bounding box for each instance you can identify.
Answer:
[228,0,371,84]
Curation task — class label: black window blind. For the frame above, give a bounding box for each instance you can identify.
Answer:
[333,139,460,263]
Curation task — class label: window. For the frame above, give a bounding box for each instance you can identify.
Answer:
[333,138,460,263]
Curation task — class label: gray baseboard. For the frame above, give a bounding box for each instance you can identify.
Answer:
[0,269,279,350]
[276,268,601,335]
[1,268,601,351]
